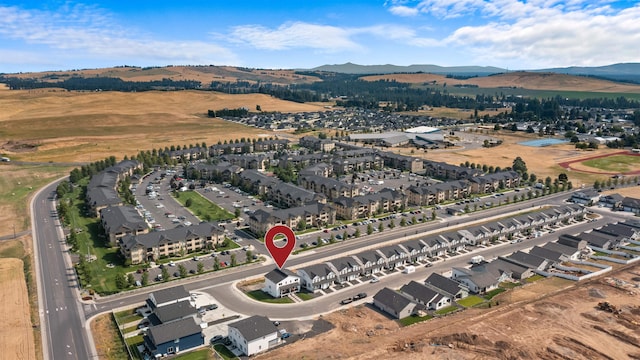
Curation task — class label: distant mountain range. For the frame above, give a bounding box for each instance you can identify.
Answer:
[309,62,640,83]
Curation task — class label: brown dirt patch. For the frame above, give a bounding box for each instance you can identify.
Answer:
[0,258,36,360]
[257,264,640,360]
[90,313,130,360]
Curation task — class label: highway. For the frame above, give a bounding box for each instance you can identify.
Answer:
[31,180,94,360]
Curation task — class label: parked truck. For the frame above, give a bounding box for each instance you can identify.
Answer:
[470,255,484,264]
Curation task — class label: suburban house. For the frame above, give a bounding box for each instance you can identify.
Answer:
[451,263,511,294]
[400,280,451,310]
[373,287,419,319]
[147,300,197,326]
[424,273,468,299]
[297,263,337,292]
[147,286,191,309]
[355,250,387,275]
[577,231,619,250]
[570,189,600,205]
[504,251,551,271]
[621,197,640,214]
[599,193,625,209]
[327,256,361,283]
[118,222,224,264]
[99,205,148,246]
[144,317,203,357]
[377,245,409,270]
[227,315,280,356]
[263,268,301,298]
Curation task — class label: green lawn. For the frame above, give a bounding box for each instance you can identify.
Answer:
[114,309,142,324]
[434,305,459,315]
[525,274,545,283]
[125,334,144,346]
[582,154,640,173]
[484,288,506,300]
[213,344,239,360]
[457,295,485,308]
[173,348,215,360]
[246,290,294,304]
[297,291,316,301]
[499,281,520,289]
[173,190,234,221]
[398,314,433,326]
[217,239,240,251]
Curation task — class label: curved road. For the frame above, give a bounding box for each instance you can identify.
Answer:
[33,177,629,360]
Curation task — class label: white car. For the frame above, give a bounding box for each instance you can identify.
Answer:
[370,277,379,283]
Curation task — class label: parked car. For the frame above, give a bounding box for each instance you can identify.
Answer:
[370,277,379,283]
[281,332,291,339]
[207,304,218,310]
[210,335,224,344]
[354,292,368,300]
[340,298,353,305]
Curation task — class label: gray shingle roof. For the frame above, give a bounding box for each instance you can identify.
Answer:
[373,287,414,313]
[424,273,462,297]
[400,281,439,304]
[154,300,196,324]
[264,268,298,283]
[147,317,200,345]
[229,315,277,342]
[151,285,190,307]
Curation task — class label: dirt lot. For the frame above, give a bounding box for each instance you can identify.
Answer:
[258,265,640,360]
[0,257,36,360]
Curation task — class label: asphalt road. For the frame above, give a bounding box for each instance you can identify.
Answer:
[31,179,94,360]
[31,175,631,360]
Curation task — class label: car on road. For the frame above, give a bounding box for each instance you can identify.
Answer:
[273,321,281,326]
[354,292,368,300]
[370,277,379,283]
[340,298,353,305]
[281,332,291,339]
[207,304,218,310]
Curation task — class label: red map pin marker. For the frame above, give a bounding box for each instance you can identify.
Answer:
[264,224,296,269]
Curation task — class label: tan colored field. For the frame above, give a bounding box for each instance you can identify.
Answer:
[259,264,640,360]
[0,90,324,162]
[362,72,640,93]
[602,186,640,198]
[0,257,36,360]
[5,65,321,85]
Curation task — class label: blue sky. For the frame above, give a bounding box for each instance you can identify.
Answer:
[1,0,639,73]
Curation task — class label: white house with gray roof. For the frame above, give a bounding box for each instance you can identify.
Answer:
[263,268,300,298]
[228,315,280,356]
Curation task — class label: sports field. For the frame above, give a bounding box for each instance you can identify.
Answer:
[559,151,640,175]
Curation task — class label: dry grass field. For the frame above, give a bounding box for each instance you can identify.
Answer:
[5,65,321,85]
[0,257,36,360]
[0,89,325,163]
[362,72,640,93]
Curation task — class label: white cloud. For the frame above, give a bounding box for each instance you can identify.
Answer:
[0,4,238,66]
[229,22,361,52]
[445,3,640,67]
[388,5,420,16]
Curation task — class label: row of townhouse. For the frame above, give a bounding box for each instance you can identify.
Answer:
[265,205,586,295]
[247,203,336,236]
[85,159,142,216]
[406,171,521,206]
[298,174,359,200]
[208,139,289,156]
[118,222,225,264]
[599,193,640,214]
[423,160,482,180]
[333,188,406,220]
[574,220,640,250]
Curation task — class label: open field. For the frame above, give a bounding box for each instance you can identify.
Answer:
[258,265,640,360]
[0,164,70,237]
[580,154,640,174]
[0,89,325,163]
[3,65,322,86]
[0,257,36,360]
[362,72,640,94]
